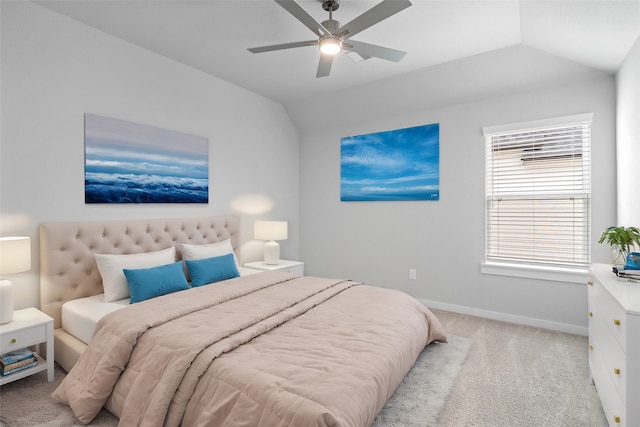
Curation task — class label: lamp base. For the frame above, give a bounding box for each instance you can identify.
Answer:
[0,279,14,324]
[263,241,280,265]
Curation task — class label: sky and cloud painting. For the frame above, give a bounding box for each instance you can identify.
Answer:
[340,123,440,201]
[85,114,209,204]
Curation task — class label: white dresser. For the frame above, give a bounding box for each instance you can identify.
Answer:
[588,264,640,426]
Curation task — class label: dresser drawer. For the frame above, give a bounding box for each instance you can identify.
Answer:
[593,350,627,427]
[596,324,627,404]
[591,279,627,351]
[590,294,627,405]
[0,324,47,354]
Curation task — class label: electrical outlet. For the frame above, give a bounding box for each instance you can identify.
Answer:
[409,269,416,280]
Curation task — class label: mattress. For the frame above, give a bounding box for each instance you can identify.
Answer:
[61,266,261,344]
[62,295,129,344]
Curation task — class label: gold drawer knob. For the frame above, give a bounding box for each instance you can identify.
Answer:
[589,344,593,350]
[613,319,621,326]
[589,312,593,317]
[11,338,16,344]
[614,368,621,375]
[614,415,621,423]
[587,281,593,286]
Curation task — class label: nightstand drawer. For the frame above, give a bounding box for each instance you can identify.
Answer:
[0,324,46,354]
[281,264,304,276]
[244,260,304,276]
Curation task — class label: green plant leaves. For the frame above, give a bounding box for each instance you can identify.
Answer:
[598,226,640,258]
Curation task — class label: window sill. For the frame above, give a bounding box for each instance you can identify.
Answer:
[481,261,590,284]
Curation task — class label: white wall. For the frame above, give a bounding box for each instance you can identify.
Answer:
[616,35,640,226]
[299,75,616,333]
[0,2,300,309]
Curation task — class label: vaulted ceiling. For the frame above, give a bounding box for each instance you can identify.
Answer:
[37,0,640,130]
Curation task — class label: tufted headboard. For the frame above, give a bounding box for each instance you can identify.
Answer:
[40,216,240,329]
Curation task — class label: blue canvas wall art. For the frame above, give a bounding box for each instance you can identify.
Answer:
[340,123,440,201]
[84,114,209,204]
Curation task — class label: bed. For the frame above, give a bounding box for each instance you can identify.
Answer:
[40,216,446,426]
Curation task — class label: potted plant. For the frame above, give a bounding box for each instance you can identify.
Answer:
[598,226,640,266]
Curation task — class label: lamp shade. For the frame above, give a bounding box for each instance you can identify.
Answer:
[0,236,30,324]
[0,236,31,275]
[254,221,288,241]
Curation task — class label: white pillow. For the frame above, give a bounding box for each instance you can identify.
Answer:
[179,239,239,266]
[95,247,176,303]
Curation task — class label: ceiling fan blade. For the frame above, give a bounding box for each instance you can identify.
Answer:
[248,40,318,54]
[345,40,407,62]
[338,0,411,39]
[275,0,330,37]
[316,54,334,78]
[345,51,372,62]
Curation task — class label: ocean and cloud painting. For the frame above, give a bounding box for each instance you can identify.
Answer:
[340,123,440,201]
[84,114,209,204]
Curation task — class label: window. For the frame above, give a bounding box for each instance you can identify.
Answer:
[483,113,592,271]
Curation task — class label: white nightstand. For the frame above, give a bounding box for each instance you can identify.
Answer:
[0,307,54,385]
[244,260,304,276]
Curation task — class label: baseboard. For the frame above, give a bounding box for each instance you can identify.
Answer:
[420,299,588,336]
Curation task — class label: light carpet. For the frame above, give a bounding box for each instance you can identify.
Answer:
[373,335,472,426]
[432,309,607,427]
[0,335,471,426]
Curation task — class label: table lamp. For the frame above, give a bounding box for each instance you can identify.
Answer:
[254,221,288,265]
[0,236,31,324]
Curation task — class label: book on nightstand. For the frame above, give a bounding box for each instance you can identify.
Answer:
[1,359,38,376]
[0,348,37,376]
[1,348,33,365]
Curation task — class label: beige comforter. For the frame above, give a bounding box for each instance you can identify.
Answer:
[53,271,446,426]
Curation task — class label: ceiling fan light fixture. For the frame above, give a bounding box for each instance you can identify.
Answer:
[319,36,342,55]
[248,0,412,77]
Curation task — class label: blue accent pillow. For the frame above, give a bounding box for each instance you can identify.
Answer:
[185,253,240,287]
[123,261,190,303]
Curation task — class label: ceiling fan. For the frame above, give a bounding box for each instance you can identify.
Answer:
[248,0,412,78]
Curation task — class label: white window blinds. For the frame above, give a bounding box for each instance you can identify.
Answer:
[484,114,592,268]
